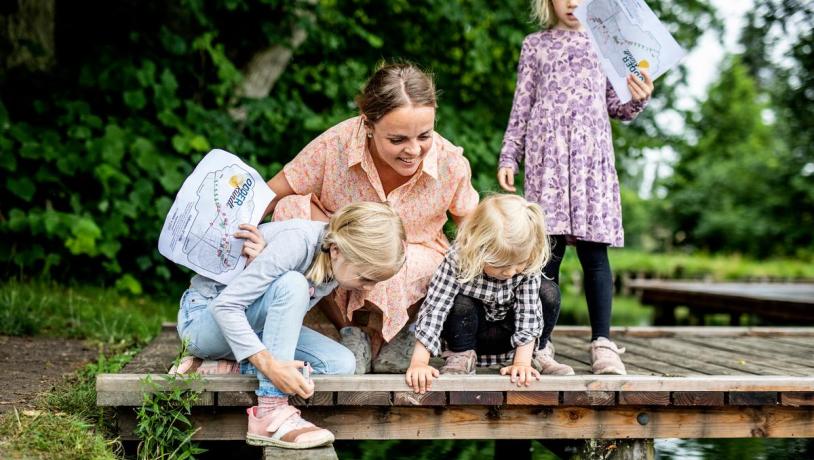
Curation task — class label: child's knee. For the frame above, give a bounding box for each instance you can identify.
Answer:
[275,272,310,303]
[331,345,357,375]
[539,279,561,307]
[450,294,478,316]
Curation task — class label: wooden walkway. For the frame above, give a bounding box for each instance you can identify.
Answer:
[98,324,814,446]
[627,280,814,324]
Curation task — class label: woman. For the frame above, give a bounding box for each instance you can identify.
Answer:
[264,63,479,372]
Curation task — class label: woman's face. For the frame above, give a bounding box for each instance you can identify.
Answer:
[366,105,435,177]
[330,245,377,292]
[552,0,583,30]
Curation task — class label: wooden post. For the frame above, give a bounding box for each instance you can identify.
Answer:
[263,445,338,460]
[575,439,655,459]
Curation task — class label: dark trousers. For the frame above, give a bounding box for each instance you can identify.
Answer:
[542,235,613,342]
[441,294,516,355]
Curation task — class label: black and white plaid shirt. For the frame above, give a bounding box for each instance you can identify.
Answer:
[415,247,543,366]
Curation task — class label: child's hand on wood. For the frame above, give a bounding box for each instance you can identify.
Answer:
[500,363,541,387]
[235,224,266,266]
[405,364,439,394]
[497,167,517,192]
[627,69,654,102]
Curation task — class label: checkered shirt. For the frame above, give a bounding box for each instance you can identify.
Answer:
[414,247,543,366]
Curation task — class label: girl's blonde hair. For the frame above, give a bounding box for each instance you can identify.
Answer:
[531,0,557,29]
[306,202,407,285]
[455,194,550,283]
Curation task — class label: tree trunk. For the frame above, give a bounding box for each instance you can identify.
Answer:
[0,0,56,72]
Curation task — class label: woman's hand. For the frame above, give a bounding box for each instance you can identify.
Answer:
[235,224,266,266]
[500,363,541,387]
[405,364,440,394]
[497,167,516,192]
[627,69,654,102]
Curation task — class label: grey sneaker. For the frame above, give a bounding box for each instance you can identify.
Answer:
[590,337,627,375]
[439,349,477,375]
[372,324,415,373]
[531,342,575,375]
[339,326,371,375]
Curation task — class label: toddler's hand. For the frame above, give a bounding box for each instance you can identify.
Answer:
[235,224,266,266]
[405,364,439,394]
[627,69,654,102]
[497,167,516,192]
[500,364,541,387]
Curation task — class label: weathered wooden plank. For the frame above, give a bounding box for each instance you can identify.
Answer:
[336,391,391,406]
[448,391,504,405]
[218,391,256,406]
[710,337,814,367]
[506,391,559,405]
[116,406,814,440]
[780,392,814,407]
[557,335,692,376]
[617,336,763,376]
[289,392,334,407]
[771,336,814,348]
[610,336,741,376]
[672,392,725,406]
[729,392,778,406]
[122,327,181,374]
[552,326,814,338]
[658,337,809,376]
[97,390,214,407]
[96,374,814,398]
[264,445,337,460]
[618,392,671,406]
[679,338,814,375]
[393,392,446,406]
[562,391,615,406]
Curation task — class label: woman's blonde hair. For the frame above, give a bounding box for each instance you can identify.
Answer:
[531,0,557,29]
[455,194,550,283]
[306,202,407,285]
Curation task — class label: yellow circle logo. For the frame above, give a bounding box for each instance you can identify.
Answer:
[638,60,650,70]
[228,175,245,188]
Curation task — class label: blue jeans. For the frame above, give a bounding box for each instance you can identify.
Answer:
[177,271,356,397]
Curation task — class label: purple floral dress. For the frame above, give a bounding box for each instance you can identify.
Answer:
[499,29,648,247]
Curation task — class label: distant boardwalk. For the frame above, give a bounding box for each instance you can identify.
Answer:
[628,280,814,324]
[98,324,814,459]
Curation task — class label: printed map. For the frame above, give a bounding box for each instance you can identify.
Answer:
[159,149,275,284]
[574,0,686,103]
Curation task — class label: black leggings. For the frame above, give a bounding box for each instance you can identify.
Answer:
[441,294,517,355]
[541,235,613,343]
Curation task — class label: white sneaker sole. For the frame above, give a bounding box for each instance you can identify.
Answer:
[246,432,335,449]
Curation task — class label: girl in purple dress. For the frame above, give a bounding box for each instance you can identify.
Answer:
[497,0,655,374]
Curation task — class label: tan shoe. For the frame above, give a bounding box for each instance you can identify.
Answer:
[532,342,575,375]
[439,349,477,375]
[590,337,627,375]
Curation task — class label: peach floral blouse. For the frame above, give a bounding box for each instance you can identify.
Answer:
[274,116,479,341]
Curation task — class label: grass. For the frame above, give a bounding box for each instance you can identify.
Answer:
[0,279,177,344]
[0,280,177,459]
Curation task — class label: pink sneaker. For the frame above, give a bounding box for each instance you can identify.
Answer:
[439,349,477,375]
[531,342,575,375]
[245,405,335,449]
[590,337,627,375]
[168,356,240,375]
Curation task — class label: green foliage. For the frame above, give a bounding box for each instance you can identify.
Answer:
[135,352,206,460]
[0,0,718,292]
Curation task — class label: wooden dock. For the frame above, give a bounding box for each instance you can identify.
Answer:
[97,325,814,458]
[627,280,814,325]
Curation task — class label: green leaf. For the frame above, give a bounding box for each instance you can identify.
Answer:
[188,135,210,152]
[123,90,147,110]
[115,274,143,295]
[64,216,101,256]
[7,176,36,201]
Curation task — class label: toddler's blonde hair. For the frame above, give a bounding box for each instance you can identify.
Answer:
[455,194,550,283]
[531,0,558,29]
[306,202,407,285]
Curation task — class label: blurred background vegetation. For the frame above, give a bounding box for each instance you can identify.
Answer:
[2,0,811,297]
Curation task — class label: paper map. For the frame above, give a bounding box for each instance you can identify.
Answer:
[574,0,686,103]
[158,149,275,284]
